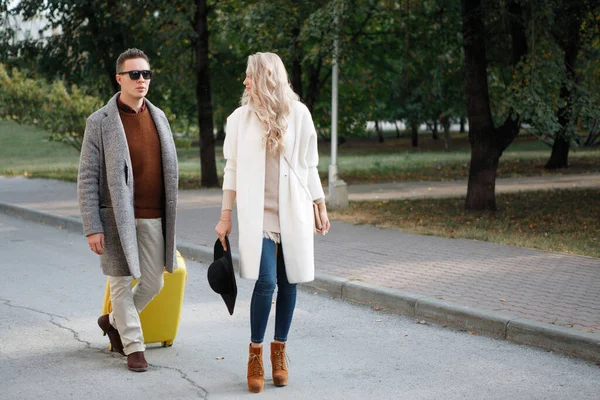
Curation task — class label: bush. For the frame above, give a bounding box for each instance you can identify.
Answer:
[0,64,102,151]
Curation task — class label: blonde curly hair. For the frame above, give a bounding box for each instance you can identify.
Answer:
[242,52,299,154]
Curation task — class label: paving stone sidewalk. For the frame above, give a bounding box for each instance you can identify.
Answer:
[1,176,599,339]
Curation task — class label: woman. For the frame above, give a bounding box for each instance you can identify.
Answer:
[215,52,331,393]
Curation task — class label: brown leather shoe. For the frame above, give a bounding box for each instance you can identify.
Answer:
[97,314,125,356]
[127,351,148,372]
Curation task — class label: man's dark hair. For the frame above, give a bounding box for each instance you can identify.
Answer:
[116,48,150,73]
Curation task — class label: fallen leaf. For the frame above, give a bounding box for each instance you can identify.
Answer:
[215,357,224,360]
[468,331,477,335]
[499,299,506,302]
[373,307,382,311]
[417,320,427,325]
[404,334,409,337]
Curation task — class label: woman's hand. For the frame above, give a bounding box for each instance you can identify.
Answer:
[316,202,330,235]
[215,210,232,250]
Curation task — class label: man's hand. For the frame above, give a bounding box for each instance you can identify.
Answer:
[88,233,105,255]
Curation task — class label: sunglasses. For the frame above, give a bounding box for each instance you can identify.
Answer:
[117,70,152,80]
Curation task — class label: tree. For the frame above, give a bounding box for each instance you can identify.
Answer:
[0,64,102,150]
[497,0,600,170]
[11,1,154,96]
[10,0,221,186]
[545,1,584,169]
[460,0,527,211]
[545,0,600,169]
[353,1,464,148]
[194,0,218,186]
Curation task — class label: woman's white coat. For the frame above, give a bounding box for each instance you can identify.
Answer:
[222,101,324,283]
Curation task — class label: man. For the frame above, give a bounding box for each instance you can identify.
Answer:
[77,48,178,372]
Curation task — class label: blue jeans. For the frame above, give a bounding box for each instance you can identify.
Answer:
[250,238,297,343]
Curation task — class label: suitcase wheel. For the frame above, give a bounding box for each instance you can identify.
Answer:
[162,341,173,347]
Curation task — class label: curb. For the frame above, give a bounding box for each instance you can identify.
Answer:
[2,201,599,363]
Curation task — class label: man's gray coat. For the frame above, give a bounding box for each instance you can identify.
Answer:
[77,93,178,279]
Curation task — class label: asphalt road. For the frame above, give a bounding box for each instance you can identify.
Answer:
[1,213,599,400]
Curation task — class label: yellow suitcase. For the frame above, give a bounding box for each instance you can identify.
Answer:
[101,251,187,348]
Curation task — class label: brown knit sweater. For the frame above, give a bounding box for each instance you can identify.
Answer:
[119,106,165,219]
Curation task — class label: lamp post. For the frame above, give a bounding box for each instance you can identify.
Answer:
[328,9,348,209]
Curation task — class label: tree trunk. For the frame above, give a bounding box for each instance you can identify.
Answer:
[466,130,500,210]
[215,121,225,141]
[304,58,323,113]
[460,116,466,133]
[375,121,384,143]
[194,0,218,187]
[85,1,122,94]
[395,121,401,138]
[546,136,570,169]
[584,120,599,147]
[291,58,302,99]
[106,68,119,94]
[442,116,451,151]
[291,26,303,99]
[411,122,418,147]
[467,139,499,210]
[432,120,439,140]
[545,4,582,170]
[461,0,525,211]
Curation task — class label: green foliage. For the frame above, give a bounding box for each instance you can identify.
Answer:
[490,0,600,149]
[0,64,102,150]
[5,0,600,150]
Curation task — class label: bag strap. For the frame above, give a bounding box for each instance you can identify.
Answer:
[283,156,313,202]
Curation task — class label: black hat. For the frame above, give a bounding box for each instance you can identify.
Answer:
[207,237,237,315]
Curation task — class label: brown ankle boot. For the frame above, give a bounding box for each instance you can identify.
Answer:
[247,344,264,393]
[270,342,288,387]
[127,351,148,372]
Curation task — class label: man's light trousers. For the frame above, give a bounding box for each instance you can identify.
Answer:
[108,218,165,355]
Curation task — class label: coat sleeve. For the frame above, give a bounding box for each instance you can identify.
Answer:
[77,117,104,236]
[222,109,239,192]
[302,107,326,201]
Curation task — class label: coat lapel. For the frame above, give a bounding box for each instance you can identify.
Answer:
[102,94,133,181]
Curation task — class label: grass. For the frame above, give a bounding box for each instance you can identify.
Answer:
[0,121,81,181]
[1,120,599,188]
[318,136,600,184]
[176,133,600,188]
[328,189,600,258]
